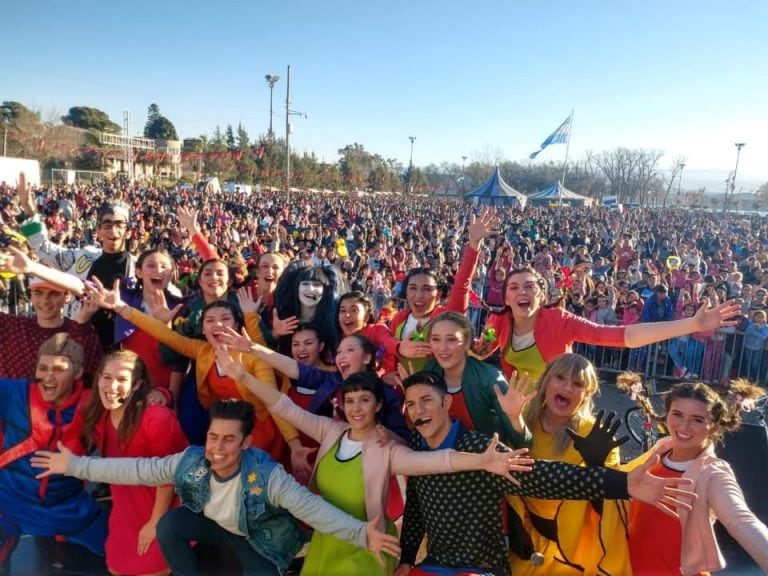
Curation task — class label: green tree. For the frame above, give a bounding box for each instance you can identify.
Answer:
[145,103,161,133]
[143,104,178,140]
[225,125,236,151]
[61,106,121,133]
[236,123,250,151]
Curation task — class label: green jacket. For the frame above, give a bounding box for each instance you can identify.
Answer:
[424,357,532,448]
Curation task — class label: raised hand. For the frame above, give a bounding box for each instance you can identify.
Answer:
[30,441,73,478]
[365,514,402,566]
[0,245,34,275]
[481,433,533,485]
[210,325,254,353]
[17,172,36,216]
[176,206,201,235]
[212,343,247,382]
[692,299,741,332]
[494,370,536,423]
[145,289,182,324]
[467,207,500,249]
[566,410,629,467]
[83,277,125,311]
[236,286,262,315]
[627,454,696,518]
[271,308,299,337]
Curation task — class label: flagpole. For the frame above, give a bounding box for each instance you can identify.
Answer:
[560,109,574,187]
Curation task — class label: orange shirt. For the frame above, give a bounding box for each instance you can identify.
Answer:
[629,458,705,576]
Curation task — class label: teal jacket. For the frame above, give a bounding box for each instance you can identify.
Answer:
[424,357,532,448]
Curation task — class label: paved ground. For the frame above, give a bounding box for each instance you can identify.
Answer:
[8,376,766,575]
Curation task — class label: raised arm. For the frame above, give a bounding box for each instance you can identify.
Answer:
[31,441,184,486]
[624,299,741,348]
[213,324,300,380]
[1,245,86,295]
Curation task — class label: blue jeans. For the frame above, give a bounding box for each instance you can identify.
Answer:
[156,506,279,576]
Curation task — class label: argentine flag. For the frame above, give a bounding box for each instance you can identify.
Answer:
[529,114,572,160]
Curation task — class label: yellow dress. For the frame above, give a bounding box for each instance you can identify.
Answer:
[507,418,632,576]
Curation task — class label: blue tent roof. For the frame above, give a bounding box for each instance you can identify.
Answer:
[528,181,593,205]
[466,167,527,208]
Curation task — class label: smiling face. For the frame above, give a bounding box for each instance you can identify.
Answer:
[338,296,370,336]
[35,354,79,407]
[97,357,136,413]
[428,318,470,373]
[406,273,439,318]
[30,287,68,325]
[291,328,324,366]
[200,261,230,301]
[298,280,324,309]
[335,336,371,379]
[137,251,174,293]
[257,254,284,295]
[202,306,237,342]
[96,215,129,254]
[666,398,716,461]
[205,418,250,479]
[341,389,381,434]
[404,382,452,447]
[504,271,546,319]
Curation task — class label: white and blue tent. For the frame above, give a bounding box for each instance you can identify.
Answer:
[527,181,593,206]
[466,167,527,208]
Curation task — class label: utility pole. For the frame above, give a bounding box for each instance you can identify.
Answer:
[723,142,745,214]
[265,74,279,142]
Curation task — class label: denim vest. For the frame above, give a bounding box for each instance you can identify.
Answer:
[173,446,309,573]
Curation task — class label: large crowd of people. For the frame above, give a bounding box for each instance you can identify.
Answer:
[0,173,767,575]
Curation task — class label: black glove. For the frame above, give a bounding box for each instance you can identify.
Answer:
[566,409,629,467]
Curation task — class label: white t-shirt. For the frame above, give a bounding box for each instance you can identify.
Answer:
[204,472,244,536]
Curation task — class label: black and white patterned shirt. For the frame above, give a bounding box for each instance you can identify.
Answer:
[400,422,627,573]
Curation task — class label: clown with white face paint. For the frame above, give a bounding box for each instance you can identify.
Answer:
[299,280,325,313]
[273,261,346,357]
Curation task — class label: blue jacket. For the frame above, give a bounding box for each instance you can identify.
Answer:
[174,446,308,571]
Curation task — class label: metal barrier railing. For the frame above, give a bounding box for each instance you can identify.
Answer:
[573,327,767,392]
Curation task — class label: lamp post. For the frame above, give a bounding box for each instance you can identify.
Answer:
[724,142,746,214]
[461,155,467,194]
[677,159,686,202]
[284,65,307,204]
[405,136,416,194]
[265,74,280,142]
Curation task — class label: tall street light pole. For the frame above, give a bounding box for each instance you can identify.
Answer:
[677,159,686,202]
[406,136,416,194]
[461,155,467,194]
[284,64,306,205]
[265,74,280,142]
[724,142,745,214]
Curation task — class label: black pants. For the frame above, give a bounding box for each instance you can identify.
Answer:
[156,507,279,576]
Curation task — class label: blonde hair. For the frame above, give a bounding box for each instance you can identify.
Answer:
[525,353,600,455]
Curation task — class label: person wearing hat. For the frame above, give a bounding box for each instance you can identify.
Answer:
[16,173,135,348]
[0,272,102,381]
[0,334,108,574]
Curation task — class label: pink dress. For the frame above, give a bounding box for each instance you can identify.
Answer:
[96,404,188,575]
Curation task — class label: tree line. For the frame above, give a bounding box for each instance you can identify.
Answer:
[3,100,763,204]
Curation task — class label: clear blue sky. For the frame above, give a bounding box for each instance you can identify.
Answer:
[5,0,767,185]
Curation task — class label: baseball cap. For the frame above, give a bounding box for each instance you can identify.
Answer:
[29,277,65,293]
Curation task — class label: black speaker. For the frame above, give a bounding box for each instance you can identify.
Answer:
[718,423,768,524]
